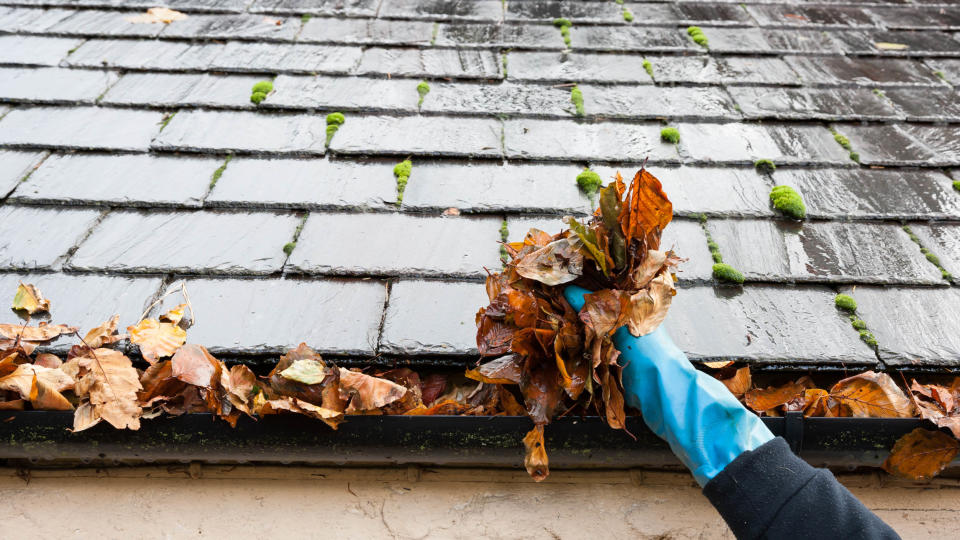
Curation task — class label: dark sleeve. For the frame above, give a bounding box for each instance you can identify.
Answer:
[702,437,900,540]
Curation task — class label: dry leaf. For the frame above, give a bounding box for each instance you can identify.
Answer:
[624,272,674,337]
[874,42,909,51]
[338,368,407,413]
[745,380,805,413]
[704,361,734,369]
[523,425,549,482]
[83,315,126,348]
[618,168,673,248]
[11,282,49,314]
[829,371,915,418]
[73,349,142,431]
[0,363,74,410]
[466,355,522,385]
[514,236,585,286]
[883,428,959,480]
[718,366,752,398]
[170,344,220,388]
[125,7,187,24]
[34,353,62,369]
[281,358,328,385]
[0,323,77,342]
[128,305,188,363]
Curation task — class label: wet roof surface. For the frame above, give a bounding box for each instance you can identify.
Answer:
[0,0,958,370]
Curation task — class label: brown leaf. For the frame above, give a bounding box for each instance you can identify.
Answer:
[34,353,62,369]
[624,273,675,337]
[125,7,187,24]
[83,315,126,349]
[829,371,915,418]
[514,236,584,286]
[0,363,74,410]
[703,361,734,369]
[0,323,77,342]
[73,349,142,431]
[618,168,673,249]
[883,428,959,480]
[465,355,522,385]
[520,361,563,425]
[171,344,220,388]
[602,366,626,430]
[745,380,806,413]
[421,373,447,406]
[221,364,258,417]
[523,425,549,482]
[578,289,628,338]
[718,366,751,398]
[128,309,187,364]
[476,312,515,357]
[11,282,49,314]
[337,368,407,413]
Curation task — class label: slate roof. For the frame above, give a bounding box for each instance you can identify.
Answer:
[0,0,959,371]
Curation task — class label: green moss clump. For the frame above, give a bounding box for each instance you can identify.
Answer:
[952,180,960,192]
[417,80,430,109]
[209,154,232,190]
[834,294,857,312]
[283,242,296,256]
[850,318,867,330]
[642,59,654,79]
[553,18,571,28]
[301,14,312,23]
[770,185,806,219]
[935,70,946,80]
[833,132,851,150]
[922,249,941,266]
[859,330,878,348]
[623,9,634,22]
[570,85,584,116]
[754,159,776,174]
[712,263,744,284]
[849,151,860,163]
[252,81,274,94]
[576,168,602,197]
[660,127,680,144]
[394,159,413,204]
[687,26,708,48]
[553,18,572,47]
[499,219,509,262]
[326,112,345,126]
[250,92,267,104]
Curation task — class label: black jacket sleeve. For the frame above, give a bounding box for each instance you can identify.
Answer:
[702,437,900,540]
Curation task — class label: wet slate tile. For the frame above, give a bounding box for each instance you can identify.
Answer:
[746,4,876,28]
[0,6,70,33]
[570,26,695,52]
[435,23,564,49]
[592,166,774,218]
[913,225,960,279]
[0,273,161,350]
[101,72,261,108]
[706,219,943,284]
[356,48,501,79]
[12,153,216,207]
[774,168,960,220]
[154,277,386,356]
[380,0,503,22]
[159,14,300,41]
[206,158,395,210]
[729,86,902,121]
[0,35,83,66]
[47,9,166,37]
[329,116,502,158]
[211,42,362,74]
[896,124,960,166]
[423,81,573,117]
[69,210,300,274]
[674,3,753,25]
[841,286,960,366]
[665,285,876,365]
[678,123,850,165]
[505,0,643,23]
[299,18,433,45]
[0,150,45,196]
[0,0,247,13]
[266,76,420,112]
[0,205,101,270]
[503,119,678,162]
[287,213,502,278]
[0,67,117,104]
[248,0,378,17]
[380,279,488,356]
[924,59,960,85]
[582,85,738,120]
[643,55,717,84]
[153,110,328,155]
[706,28,841,54]
[883,87,960,122]
[786,56,944,87]
[714,56,801,86]
[867,6,960,30]
[400,162,590,214]
[830,30,960,57]
[65,39,223,71]
[841,124,948,166]
[506,51,652,84]
[0,106,162,151]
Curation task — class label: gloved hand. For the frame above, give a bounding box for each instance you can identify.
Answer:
[564,285,774,487]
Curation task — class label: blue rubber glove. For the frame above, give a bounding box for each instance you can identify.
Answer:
[565,285,774,487]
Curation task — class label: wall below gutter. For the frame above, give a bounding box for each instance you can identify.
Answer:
[2,411,953,471]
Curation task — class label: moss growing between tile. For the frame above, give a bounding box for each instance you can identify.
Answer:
[770,185,806,219]
[872,88,885,98]
[283,242,296,255]
[934,70,946,81]
[622,8,634,22]
[283,213,308,257]
[301,14,312,23]
[850,318,867,330]
[553,18,572,48]
[712,263,744,284]
[576,168,601,198]
[430,22,438,45]
[952,180,960,193]
[687,26,708,48]
[394,159,413,205]
[417,81,430,109]
[208,154,233,190]
[158,111,176,132]
[642,59,654,79]
[570,85,584,116]
[829,127,860,163]
[499,219,509,263]
[250,80,274,105]
[660,127,679,144]
[325,112,345,146]
[754,159,776,174]
[903,224,954,282]
[501,52,508,77]
[834,294,857,312]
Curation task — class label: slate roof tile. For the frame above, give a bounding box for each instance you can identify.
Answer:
[506,51,653,84]
[0,67,118,105]
[728,85,902,121]
[100,72,261,109]
[677,123,851,165]
[0,150,46,196]
[356,47,501,79]
[158,14,301,40]
[0,204,102,270]
[0,34,83,65]
[0,106,163,151]
[329,115,503,158]
[435,22,564,49]
[503,119,678,162]
[380,279,488,356]
[248,0,379,17]
[298,18,434,45]
[581,85,739,120]
[153,110,329,154]
[912,224,960,279]
[786,55,945,86]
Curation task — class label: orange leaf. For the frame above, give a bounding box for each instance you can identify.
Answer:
[0,323,77,342]
[465,355,522,385]
[829,371,915,418]
[618,168,673,249]
[745,380,805,413]
[523,425,549,482]
[83,315,126,349]
[718,366,751,398]
[128,313,187,364]
[883,428,959,480]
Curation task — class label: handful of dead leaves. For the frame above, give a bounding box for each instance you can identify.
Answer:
[475,167,680,480]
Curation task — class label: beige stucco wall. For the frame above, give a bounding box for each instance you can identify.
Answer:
[1,465,958,539]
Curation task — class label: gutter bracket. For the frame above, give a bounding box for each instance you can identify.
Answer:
[784,411,804,454]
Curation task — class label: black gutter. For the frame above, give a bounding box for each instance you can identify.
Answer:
[2,412,953,469]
